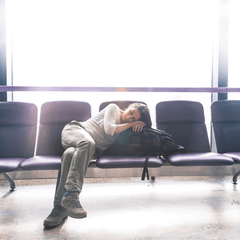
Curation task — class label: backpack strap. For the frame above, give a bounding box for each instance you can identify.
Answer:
[141,154,151,181]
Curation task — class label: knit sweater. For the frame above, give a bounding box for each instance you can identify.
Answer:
[80,103,121,151]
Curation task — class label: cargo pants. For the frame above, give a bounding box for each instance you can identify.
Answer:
[54,123,98,206]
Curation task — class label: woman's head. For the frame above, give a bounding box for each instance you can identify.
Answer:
[121,103,152,128]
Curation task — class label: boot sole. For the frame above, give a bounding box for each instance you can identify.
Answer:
[68,212,87,219]
[43,215,68,227]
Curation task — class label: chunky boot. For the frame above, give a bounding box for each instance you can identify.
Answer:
[61,192,87,219]
[43,205,68,227]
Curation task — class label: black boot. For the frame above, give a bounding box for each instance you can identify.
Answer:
[43,205,68,227]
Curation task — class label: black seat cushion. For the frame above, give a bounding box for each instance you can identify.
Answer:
[20,155,62,170]
[36,101,91,156]
[96,155,163,168]
[156,101,211,153]
[166,152,234,166]
[223,152,240,163]
[20,101,92,171]
[0,158,26,172]
[156,101,234,167]
[97,101,163,170]
[0,102,38,174]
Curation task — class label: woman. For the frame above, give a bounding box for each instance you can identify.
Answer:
[43,103,151,227]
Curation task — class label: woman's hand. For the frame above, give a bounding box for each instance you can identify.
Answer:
[132,121,145,132]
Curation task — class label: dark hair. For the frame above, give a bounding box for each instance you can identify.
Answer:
[127,103,152,128]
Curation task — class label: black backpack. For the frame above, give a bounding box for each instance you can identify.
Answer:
[103,127,185,157]
[103,127,185,180]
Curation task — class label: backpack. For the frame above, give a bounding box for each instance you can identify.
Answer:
[102,127,185,180]
[103,127,185,157]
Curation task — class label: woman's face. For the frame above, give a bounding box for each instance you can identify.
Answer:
[122,107,141,123]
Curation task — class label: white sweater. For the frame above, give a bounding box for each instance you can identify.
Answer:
[80,104,121,151]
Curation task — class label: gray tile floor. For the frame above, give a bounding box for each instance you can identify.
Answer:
[1,176,240,240]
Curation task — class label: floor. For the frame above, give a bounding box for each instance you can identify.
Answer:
[1,176,240,240]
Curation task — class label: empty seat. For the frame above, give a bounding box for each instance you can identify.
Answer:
[96,101,163,175]
[0,102,38,190]
[211,100,240,183]
[156,100,234,167]
[20,101,91,172]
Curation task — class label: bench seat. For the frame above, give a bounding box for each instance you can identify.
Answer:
[156,101,234,171]
[223,152,240,163]
[0,102,38,190]
[96,155,163,168]
[0,158,26,172]
[20,155,62,171]
[211,100,240,183]
[166,152,234,166]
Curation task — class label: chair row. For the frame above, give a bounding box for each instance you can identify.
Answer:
[0,101,92,190]
[96,101,237,180]
[1,100,240,190]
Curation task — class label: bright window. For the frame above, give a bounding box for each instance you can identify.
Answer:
[7,0,215,128]
[228,0,240,99]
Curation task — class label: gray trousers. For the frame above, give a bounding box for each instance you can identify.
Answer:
[54,123,97,206]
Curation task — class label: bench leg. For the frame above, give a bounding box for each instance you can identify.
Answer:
[1,172,15,190]
[151,176,156,181]
[233,170,240,184]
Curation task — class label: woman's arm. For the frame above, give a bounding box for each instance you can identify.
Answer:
[104,104,122,135]
[114,121,145,134]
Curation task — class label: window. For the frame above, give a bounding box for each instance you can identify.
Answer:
[228,0,240,99]
[7,0,215,127]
